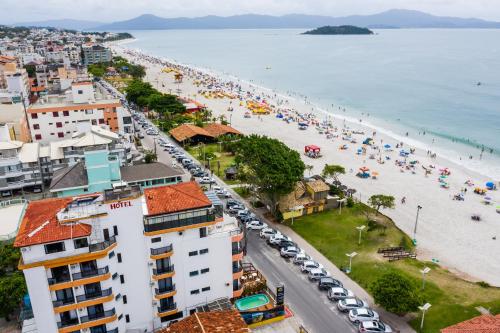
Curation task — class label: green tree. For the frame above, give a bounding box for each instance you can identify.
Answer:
[88,64,106,78]
[370,271,421,314]
[128,64,146,79]
[147,93,186,118]
[124,79,155,106]
[0,272,27,320]
[144,150,157,164]
[0,243,21,276]
[305,164,314,176]
[368,194,395,214]
[24,64,36,78]
[235,135,305,214]
[321,164,345,182]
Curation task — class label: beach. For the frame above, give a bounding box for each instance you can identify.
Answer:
[112,44,500,286]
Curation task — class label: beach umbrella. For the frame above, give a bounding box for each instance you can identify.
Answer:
[384,144,391,149]
[486,181,496,189]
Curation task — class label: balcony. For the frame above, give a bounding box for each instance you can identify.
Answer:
[89,236,117,253]
[76,287,112,303]
[106,329,119,333]
[154,284,176,299]
[144,214,216,233]
[232,248,244,262]
[57,318,79,329]
[52,297,75,307]
[48,274,71,285]
[152,265,174,276]
[80,308,116,323]
[232,283,244,298]
[150,244,173,259]
[72,266,109,281]
[157,303,177,316]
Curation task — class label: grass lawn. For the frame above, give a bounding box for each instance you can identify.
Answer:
[105,76,134,93]
[186,143,239,184]
[289,204,500,332]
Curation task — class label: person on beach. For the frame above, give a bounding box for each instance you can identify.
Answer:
[401,196,406,204]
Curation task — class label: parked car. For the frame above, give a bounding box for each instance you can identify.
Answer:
[293,253,311,265]
[280,246,301,258]
[327,287,354,301]
[226,199,242,209]
[317,277,343,290]
[348,308,379,324]
[236,209,251,218]
[228,205,245,214]
[300,260,323,273]
[239,214,257,223]
[246,221,268,230]
[260,228,280,239]
[276,239,296,249]
[199,177,215,184]
[308,268,331,281]
[337,298,369,313]
[267,234,291,245]
[358,321,393,333]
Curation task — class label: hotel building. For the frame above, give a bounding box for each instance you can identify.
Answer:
[14,181,244,333]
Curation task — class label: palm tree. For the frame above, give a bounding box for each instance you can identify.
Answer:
[306,164,314,176]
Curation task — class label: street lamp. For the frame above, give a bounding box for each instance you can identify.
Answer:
[338,198,347,215]
[418,303,431,332]
[356,226,366,245]
[420,267,431,290]
[345,252,358,274]
[413,205,422,244]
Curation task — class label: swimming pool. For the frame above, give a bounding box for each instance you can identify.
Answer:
[235,294,270,311]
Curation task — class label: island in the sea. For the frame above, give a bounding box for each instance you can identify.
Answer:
[302,25,374,35]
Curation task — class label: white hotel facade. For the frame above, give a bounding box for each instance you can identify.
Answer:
[15,181,244,333]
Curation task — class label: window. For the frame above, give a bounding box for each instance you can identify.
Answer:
[35,134,42,140]
[199,248,209,255]
[73,238,88,249]
[190,289,200,295]
[125,315,130,323]
[52,112,59,117]
[91,120,97,125]
[63,111,69,116]
[123,295,127,304]
[99,118,105,124]
[113,226,118,236]
[189,270,199,277]
[201,268,209,274]
[115,294,121,301]
[56,122,62,128]
[202,286,211,292]
[118,314,123,320]
[108,251,115,259]
[120,275,125,284]
[151,237,161,243]
[188,251,198,257]
[112,273,118,280]
[57,132,64,138]
[33,124,40,130]
[117,253,122,263]
[45,242,65,254]
[85,110,93,115]
[199,227,207,238]
[78,90,83,94]
[31,113,38,119]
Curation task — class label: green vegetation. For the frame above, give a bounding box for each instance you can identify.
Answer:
[303,25,374,35]
[144,150,157,163]
[321,164,346,182]
[371,272,422,314]
[186,143,238,183]
[368,194,395,213]
[85,31,134,42]
[289,204,500,332]
[0,242,27,320]
[234,135,305,214]
[88,55,145,79]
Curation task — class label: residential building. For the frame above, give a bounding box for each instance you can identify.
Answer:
[14,181,244,332]
[82,45,112,66]
[160,310,250,333]
[27,82,130,142]
[440,314,500,332]
[0,103,31,142]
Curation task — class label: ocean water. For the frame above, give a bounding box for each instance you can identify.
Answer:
[125,29,500,178]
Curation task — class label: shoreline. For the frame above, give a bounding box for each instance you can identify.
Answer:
[112,45,500,286]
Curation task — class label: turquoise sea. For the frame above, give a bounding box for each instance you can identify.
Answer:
[125,29,500,178]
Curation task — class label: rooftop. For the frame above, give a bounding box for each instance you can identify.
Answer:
[169,124,214,142]
[144,181,212,217]
[440,314,500,333]
[159,310,250,333]
[49,162,88,191]
[120,162,184,183]
[203,123,242,137]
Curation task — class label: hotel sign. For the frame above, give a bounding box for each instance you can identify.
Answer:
[276,285,285,306]
[110,201,132,210]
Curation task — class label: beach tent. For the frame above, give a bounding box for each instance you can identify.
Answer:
[399,150,410,157]
[305,145,321,154]
[486,181,496,190]
[363,138,374,145]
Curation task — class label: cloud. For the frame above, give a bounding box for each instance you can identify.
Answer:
[2,0,500,24]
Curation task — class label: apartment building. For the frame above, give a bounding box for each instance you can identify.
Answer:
[14,181,244,332]
[27,82,130,143]
[82,45,112,66]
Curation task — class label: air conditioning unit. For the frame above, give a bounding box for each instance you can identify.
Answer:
[78,308,84,312]
[149,282,155,286]
[70,264,77,269]
[148,262,153,266]
[152,301,157,306]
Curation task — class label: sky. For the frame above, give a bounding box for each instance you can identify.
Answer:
[2,0,500,24]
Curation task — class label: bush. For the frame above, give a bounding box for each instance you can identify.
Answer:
[346,197,354,207]
[476,281,491,288]
[370,271,422,314]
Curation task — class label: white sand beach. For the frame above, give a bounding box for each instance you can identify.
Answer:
[113,45,500,286]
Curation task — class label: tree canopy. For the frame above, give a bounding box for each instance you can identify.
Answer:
[147,93,186,116]
[235,135,305,213]
[0,243,26,320]
[368,194,395,213]
[321,164,345,182]
[370,271,422,314]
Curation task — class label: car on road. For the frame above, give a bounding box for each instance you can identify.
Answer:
[292,253,311,265]
[215,188,231,198]
[239,214,257,223]
[268,234,291,246]
[246,221,268,230]
[280,246,302,258]
[337,297,369,313]
[317,277,343,290]
[228,205,245,214]
[199,177,216,184]
[308,268,331,281]
[277,239,296,249]
[327,287,354,301]
[260,227,280,239]
[358,321,393,333]
[226,199,242,209]
[348,308,379,324]
[300,260,323,273]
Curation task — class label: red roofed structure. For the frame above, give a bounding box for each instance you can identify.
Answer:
[440,314,500,333]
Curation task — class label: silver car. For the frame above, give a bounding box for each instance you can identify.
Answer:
[358,321,393,333]
[348,308,379,324]
[337,297,369,312]
[327,287,354,301]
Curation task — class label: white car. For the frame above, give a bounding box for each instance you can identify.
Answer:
[246,221,268,230]
[280,246,302,258]
[348,308,379,324]
[199,177,215,184]
[268,234,291,245]
[308,268,331,281]
[260,228,280,239]
[358,321,393,333]
[293,252,311,265]
[327,287,354,301]
[300,260,323,273]
[337,297,369,312]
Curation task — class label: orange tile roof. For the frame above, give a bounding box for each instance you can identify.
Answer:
[441,314,500,333]
[14,198,92,247]
[160,310,250,333]
[203,123,242,137]
[72,81,92,86]
[169,124,214,142]
[144,181,212,216]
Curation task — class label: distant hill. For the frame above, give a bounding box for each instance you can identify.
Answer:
[16,10,500,31]
[303,26,374,35]
[14,19,104,31]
